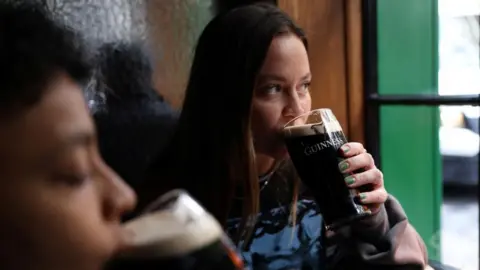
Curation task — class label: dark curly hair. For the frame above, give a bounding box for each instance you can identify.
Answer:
[0,1,93,114]
[97,41,158,102]
[93,41,177,204]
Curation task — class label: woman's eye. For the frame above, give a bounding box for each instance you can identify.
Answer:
[299,82,311,93]
[263,84,282,94]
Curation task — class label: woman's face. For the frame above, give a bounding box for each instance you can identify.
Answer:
[251,33,311,159]
[0,73,136,270]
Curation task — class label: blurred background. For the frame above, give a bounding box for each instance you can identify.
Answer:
[437,0,479,268]
[36,0,479,268]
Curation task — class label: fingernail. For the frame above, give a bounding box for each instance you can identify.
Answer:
[341,145,350,154]
[359,193,367,202]
[344,176,355,185]
[339,161,349,172]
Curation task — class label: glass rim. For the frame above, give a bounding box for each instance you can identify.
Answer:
[141,189,190,214]
[283,108,332,129]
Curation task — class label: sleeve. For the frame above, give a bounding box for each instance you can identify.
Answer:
[324,195,429,270]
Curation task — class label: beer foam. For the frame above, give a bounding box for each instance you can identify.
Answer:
[120,209,224,258]
[283,120,343,138]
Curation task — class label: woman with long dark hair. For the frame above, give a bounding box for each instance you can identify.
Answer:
[139,3,429,269]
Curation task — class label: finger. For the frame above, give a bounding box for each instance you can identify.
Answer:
[338,152,375,173]
[339,142,365,157]
[344,169,383,188]
[356,188,388,205]
[365,203,383,214]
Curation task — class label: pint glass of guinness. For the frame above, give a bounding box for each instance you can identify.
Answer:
[105,190,244,270]
[283,108,372,230]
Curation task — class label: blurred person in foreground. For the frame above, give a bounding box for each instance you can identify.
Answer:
[0,2,136,269]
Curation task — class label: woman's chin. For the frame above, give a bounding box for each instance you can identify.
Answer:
[256,144,289,160]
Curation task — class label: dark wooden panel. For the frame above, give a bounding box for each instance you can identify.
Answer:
[345,0,365,144]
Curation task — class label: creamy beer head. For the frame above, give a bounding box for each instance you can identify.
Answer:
[120,209,224,259]
[119,189,225,260]
[283,109,343,138]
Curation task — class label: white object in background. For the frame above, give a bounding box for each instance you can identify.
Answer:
[439,127,480,157]
[439,0,480,17]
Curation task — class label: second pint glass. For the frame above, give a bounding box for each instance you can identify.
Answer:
[106,190,244,270]
[283,108,372,230]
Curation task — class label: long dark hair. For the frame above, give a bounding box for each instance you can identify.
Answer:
[141,3,307,244]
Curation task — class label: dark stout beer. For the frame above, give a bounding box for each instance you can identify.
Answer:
[283,109,371,230]
[105,190,244,270]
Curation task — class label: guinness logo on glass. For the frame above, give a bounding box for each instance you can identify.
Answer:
[301,137,344,156]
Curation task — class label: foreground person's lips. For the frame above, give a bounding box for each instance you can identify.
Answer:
[104,226,136,269]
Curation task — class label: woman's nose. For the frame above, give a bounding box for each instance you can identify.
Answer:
[284,92,305,118]
[99,163,137,221]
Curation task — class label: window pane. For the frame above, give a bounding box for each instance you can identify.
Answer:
[438,11,480,268]
[48,0,149,45]
[439,0,479,97]
[46,0,215,108]
[439,104,479,269]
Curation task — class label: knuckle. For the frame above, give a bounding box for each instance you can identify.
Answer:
[380,189,388,202]
[354,172,364,183]
[345,157,355,167]
[357,154,368,163]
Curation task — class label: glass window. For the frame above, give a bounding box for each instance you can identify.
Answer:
[438,1,478,268]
